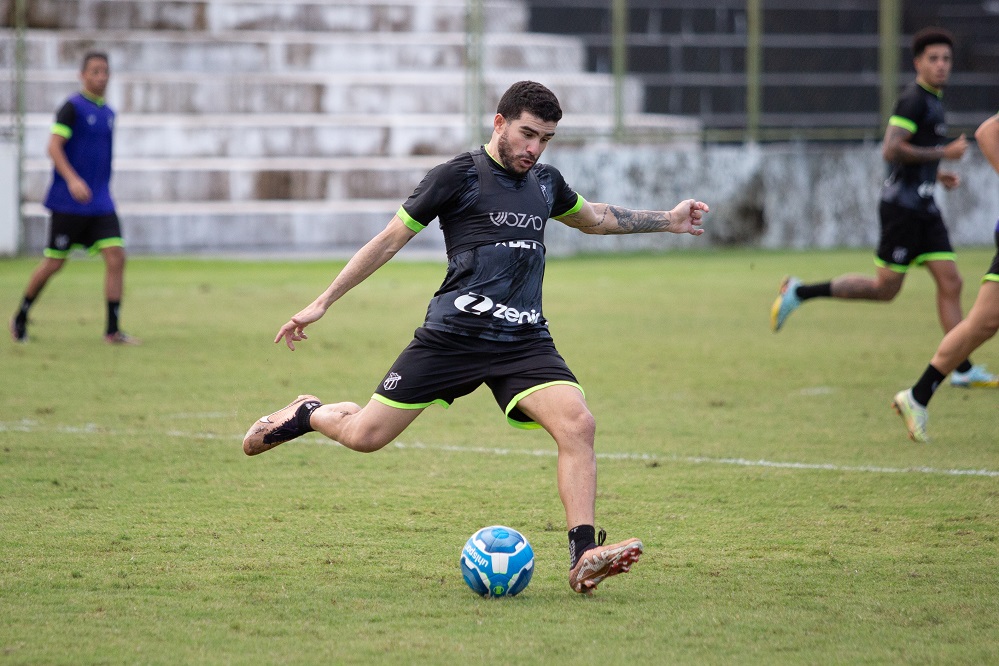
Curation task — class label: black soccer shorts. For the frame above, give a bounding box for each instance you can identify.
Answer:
[875,201,955,272]
[45,211,123,259]
[372,327,583,429]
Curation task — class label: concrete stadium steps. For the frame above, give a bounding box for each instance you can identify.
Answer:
[4,0,703,256]
[20,199,446,256]
[9,0,527,34]
[2,70,645,116]
[20,156,445,202]
[13,112,699,159]
[15,112,471,158]
[6,29,587,74]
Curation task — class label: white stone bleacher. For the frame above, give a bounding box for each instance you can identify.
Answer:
[6,0,698,256]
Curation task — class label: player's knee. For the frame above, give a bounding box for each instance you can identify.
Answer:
[337,413,397,453]
[103,247,126,271]
[43,258,65,275]
[876,281,903,301]
[978,310,999,337]
[941,274,963,298]
[564,406,596,443]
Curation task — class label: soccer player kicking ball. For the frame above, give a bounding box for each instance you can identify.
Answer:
[243,81,709,594]
[894,112,999,442]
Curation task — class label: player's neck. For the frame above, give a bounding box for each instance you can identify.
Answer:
[915,77,943,98]
[80,88,106,105]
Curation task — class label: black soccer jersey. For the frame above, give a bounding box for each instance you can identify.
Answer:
[881,81,949,211]
[397,147,582,341]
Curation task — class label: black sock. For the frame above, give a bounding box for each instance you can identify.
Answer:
[15,295,34,323]
[954,360,972,374]
[106,300,120,335]
[912,365,946,407]
[295,399,322,434]
[796,282,832,301]
[568,525,596,568]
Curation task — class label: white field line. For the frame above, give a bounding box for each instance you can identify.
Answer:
[2,420,998,478]
[392,441,999,478]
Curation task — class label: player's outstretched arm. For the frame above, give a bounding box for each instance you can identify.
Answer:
[557,199,708,236]
[275,216,417,350]
[976,113,999,175]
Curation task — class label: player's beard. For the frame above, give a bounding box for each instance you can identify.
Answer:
[497,130,536,175]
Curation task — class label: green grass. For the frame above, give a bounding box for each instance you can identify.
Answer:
[1,248,997,665]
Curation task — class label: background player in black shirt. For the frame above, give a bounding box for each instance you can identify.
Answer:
[770,28,996,388]
[243,81,709,594]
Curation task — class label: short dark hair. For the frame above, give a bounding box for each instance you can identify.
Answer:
[81,51,109,71]
[912,27,954,57]
[496,81,562,123]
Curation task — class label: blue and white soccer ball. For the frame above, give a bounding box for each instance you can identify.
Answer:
[460,525,534,598]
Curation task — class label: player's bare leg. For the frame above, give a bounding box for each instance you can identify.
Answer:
[310,399,423,453]
[101,246,125,302]
[10,257,64,342]
[517,384,643,593]
[930,281,999,374]
[244,396,422,455]
[830,266,905,301]
[924,259,964,333]
[517,384,596,529]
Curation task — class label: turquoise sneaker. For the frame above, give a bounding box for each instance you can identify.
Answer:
[770,276,802,332]
[950,365,999,388]
[892,389,929,443]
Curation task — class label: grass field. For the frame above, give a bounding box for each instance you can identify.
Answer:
[1,248,997,665]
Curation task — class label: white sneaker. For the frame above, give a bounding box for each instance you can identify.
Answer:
[892,389,929,443]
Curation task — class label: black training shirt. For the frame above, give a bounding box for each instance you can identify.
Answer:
[397,147,582,341]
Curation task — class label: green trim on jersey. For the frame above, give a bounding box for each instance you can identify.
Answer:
[554,194,586,219]
[483,144,504,167]
[80,90,106,106]
[874,251,957,274]
[982,274,999,283]
[913,251,956,265]
[43,236,124,260]
[888,115,917,134]
[504,380,585,430]
[371,393,448,411]
[396,206,426,233]
[51,123,72,139]
[92,237,124,253]
[43,247,71,259]
[873,257,909,274]
[916,81,943,99]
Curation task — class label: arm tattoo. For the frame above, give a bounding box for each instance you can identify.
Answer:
[604,205,671,234]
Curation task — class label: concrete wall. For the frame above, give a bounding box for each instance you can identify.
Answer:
[20,143,998,258]
[543,143,999,256]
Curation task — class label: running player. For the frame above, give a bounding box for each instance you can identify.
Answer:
[894,111,999,442]
[770,28,995,388]
[242,81,709,594]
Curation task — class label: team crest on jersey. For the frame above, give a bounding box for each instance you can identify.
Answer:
[87,114,97,126]
[383,372,402,391]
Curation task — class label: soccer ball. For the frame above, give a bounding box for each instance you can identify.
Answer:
[460,525,534,597]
